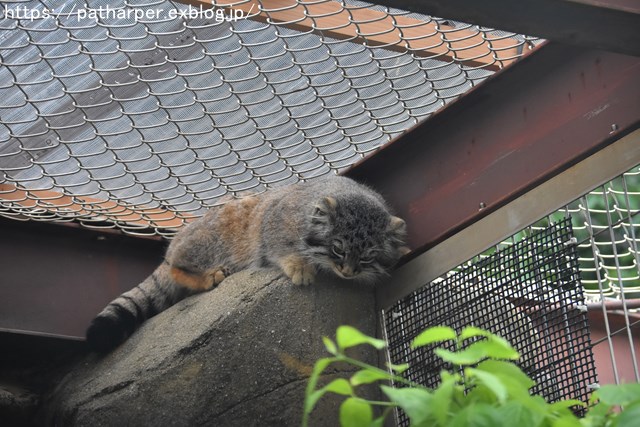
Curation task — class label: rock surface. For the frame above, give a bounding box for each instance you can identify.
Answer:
[45,269,379,426]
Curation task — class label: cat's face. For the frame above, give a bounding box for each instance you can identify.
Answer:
[303,196,408,283]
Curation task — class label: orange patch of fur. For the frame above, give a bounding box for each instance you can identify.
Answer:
[217,196,261,265]
[170,267,213,291]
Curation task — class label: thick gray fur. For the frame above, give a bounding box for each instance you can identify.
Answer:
[86,176,407,352]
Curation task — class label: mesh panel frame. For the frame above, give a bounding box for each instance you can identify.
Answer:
[384,218,598,425]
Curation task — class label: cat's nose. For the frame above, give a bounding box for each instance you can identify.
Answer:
[341,266,355,277]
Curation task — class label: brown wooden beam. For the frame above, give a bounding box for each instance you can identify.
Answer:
[178,0,522,71]
[0,217,164,339]
[345,42,640,256]
[377,129,640,309]
[363,0,640,56]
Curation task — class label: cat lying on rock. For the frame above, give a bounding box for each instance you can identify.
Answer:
[86,176,408,353]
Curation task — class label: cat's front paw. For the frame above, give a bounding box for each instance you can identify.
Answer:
[209,266,229,288]
[279,255,316,286]
[198,266,231,290]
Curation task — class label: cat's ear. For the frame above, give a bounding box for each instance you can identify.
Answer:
[387,216,407,242]
[387,216,406,234]
[312,196,337,224]
[387,216,409,257]
[398,246,411,256]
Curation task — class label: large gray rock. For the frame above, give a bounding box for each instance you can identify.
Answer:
[45,269,380,426]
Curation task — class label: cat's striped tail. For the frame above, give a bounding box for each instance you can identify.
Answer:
[86,263,190,353]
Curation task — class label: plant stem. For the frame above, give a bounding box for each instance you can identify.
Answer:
[338,354,423,389]
[352,397,398,407]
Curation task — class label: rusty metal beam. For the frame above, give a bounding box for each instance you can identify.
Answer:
[345,42,640,255]
[365,0,640,56]
[377,129,640,309]
[0,217,164,339]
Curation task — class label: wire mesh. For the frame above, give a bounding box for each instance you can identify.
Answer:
[0,0,539,236]
[531,165,640,385]
[456,164,640,385]
[384,218,598,425]
[419,163,639,395]
[464,165,640,304]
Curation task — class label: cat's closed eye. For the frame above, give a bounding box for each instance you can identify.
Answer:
[360,255,375,264]
[331,240,345,257]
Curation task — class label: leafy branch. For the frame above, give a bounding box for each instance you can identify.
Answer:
[303,325,640,427]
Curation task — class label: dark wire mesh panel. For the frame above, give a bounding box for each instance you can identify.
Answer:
[383,218,598,425]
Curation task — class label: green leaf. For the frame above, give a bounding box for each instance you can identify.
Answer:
[471,360,546,414]
[545,400,583,426]
[525,395,556,418]
[323,336,338,355]
[371,416,387,427]
[435,347,485,365]
[616,401,640,427]
[431,373,457,426]
[461,329,519,359]
[459,326,493,341]
[411,326,457,349]
[551,415,583,427]
[466,368,508,404]
[441,370,461,382]
[305,389,326,422]
[594,383,640,406]
[323,378,353,396]
[466,383,497,405]
[459,328,515,354]
[386,362,410,374]
[585,400,612,422]
[475,360,535,393]
[449,403,501,427]
[495,401,544,427]
[350,369,391,386]
[549,399,586,413]
[304,357,336,416]
[476,337,520,360]
[381,385,432,425]
[339,398,373,427]
[336,326,386,351]
[437,339,520,365]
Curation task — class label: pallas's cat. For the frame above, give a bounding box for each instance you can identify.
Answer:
[87,176,408,352]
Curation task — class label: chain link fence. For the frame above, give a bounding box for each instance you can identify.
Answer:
[0,0,539,236]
